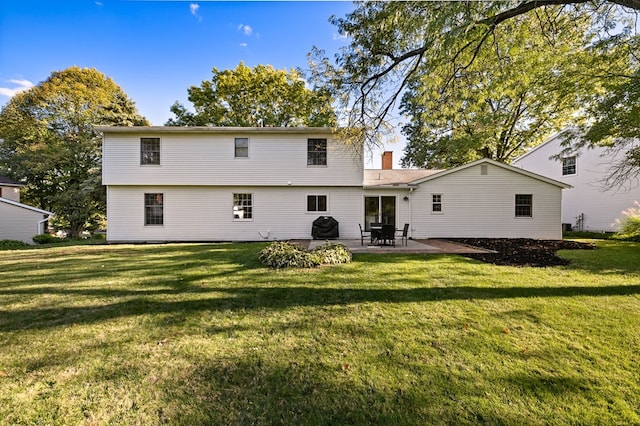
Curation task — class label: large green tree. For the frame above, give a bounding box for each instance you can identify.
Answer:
[310,0,640,177]
[400,12,597,168]
[0,66,149,237]
[167,62,336,127]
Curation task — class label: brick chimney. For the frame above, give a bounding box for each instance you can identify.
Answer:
[382,151,393,170]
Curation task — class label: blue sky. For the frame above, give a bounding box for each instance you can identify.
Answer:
[0,0,400,167]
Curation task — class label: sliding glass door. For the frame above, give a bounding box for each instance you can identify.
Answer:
[364,196,396,231]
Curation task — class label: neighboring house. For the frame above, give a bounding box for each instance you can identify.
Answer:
[0,175,22,202]
[512,131,640,232]
[99,126,570,242]
[0,175,53,244]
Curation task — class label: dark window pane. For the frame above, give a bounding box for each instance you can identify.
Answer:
[515,194,532,217]
[307,139,327,166]
[144,193,163,225]
[141,138,160,165]
[317,195,327,211]
[235,138,249,157]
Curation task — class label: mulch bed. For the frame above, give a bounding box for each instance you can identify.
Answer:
[445,238,596,267]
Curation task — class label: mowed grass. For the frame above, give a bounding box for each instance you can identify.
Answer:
[0,241,639,425]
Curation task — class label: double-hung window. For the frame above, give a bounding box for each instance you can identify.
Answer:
[144,193,164,225]
[515,194,533,217]
[235,138,249,158]
[307,138,327,166]
[233,193,252,219]
[432,194,442,213]
[562,156,576,176]
[140,138,160,165]
[307,195,327,212]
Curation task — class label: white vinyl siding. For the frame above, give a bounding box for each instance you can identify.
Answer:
[410,163,562,239]
[0,201,49,244]
[514,133,640,232]
[103,132,362,186]
[106,186,366,242]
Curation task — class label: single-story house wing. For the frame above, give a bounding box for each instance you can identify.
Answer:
[0,197,53,244]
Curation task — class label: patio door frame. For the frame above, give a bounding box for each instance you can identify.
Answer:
[364,195,396,231]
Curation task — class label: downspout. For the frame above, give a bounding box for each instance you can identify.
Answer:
[37,214,53,235]
[408,187,414,239]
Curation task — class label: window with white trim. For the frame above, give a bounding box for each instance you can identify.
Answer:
[140,138,160,165]
[562,156,576,175]
[515,194,533,217]
[307,138,327,166]
[307,195,327,212]
[144,193,164,225]
[432,194,442,213]
[233,193,252,219]
[235,138,249,158]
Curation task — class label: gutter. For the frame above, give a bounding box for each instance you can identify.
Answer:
[37,214,53,235]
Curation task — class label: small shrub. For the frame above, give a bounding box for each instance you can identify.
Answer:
[258,241,352,269]
[614,201,640,241]
[32,233,63,244]
[0,240,31,250]
[258,241,320,269]
[311,242,352,265]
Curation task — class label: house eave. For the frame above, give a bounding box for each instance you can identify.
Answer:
[95,126,341,135]
[0,197,53,215]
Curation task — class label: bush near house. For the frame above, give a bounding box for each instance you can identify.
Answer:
[258,241,352,268]
[613,201,640,242]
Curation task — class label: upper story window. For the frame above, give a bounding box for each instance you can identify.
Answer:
[307,195,327,212]
[432,194,442,213]
[140,138,160,165]
[235,138,249,158]
[233,193,253,220]
[515,194,533,217]
[307,138,327,166]
[562,156,576,175]
[144,193,164,225]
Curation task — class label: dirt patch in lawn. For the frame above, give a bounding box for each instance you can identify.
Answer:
[445,238,596,267]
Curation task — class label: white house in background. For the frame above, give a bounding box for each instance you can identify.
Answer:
[98,126,570,242]
[0,175,53,244]
[512,131,640,232]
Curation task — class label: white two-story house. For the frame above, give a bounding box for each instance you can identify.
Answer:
[513,131,640,232]
[99,126,570,242]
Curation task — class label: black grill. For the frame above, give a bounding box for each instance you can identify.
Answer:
[311,216,339,239]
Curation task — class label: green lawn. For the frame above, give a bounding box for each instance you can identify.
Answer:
[0,240,639,425]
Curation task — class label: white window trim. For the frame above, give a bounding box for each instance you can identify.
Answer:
[234,137,249,159]
[143,192,165,227]
[140,137,162,167]
[307,138,328,167]
[515,194,534,219]
[562,156,577,176]
[232,193,254,222]
[306,194,329,214]
[431,193,443,215]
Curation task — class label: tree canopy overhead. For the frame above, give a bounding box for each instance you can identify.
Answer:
[166,62,336,127]
[310,0,640,182]
[0,66,149,237]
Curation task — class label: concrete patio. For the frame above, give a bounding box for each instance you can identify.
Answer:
[305,238,494,254]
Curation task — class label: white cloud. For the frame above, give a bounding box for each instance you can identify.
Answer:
[240,43,248,48]
[95,1,103,6]
[190,3,201,21]
[237,24,253,36]
[0,79,35,98]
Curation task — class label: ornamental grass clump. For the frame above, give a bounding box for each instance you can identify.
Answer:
[258,241,352,268]
[614,201,640,241]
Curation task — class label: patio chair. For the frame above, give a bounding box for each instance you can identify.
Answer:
[358,223,371,246]
[380,224,396,247]
[396,223,409,246]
